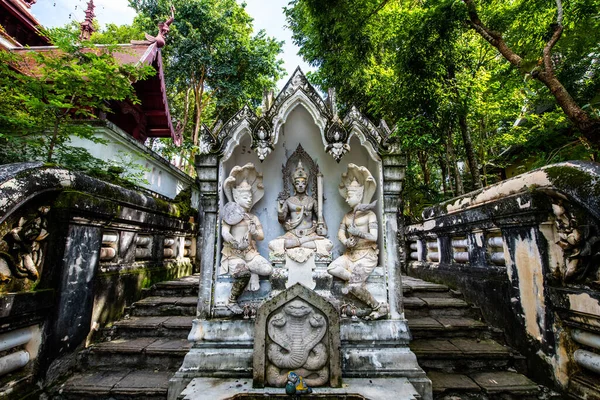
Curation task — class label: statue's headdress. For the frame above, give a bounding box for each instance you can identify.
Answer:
[339,164,376,205]
[223,163,264,208]
[292,160,308,181]
[232,179,252,198]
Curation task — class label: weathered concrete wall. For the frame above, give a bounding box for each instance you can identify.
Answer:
[405,161,600,398]
[69,122,200,208]
[0,163,197,397]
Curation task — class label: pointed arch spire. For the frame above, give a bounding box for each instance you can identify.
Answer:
[79,0,96,41]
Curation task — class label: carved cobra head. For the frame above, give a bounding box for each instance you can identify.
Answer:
[283,299,312,317]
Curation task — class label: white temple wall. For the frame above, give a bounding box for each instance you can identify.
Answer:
[220,105,384,266]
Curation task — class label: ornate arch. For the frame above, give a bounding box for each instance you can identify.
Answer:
[199,68,397,163]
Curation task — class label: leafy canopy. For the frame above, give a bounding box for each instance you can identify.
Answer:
[0,27,154,185]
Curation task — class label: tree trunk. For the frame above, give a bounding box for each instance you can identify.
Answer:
[463,0,600,147]
[192,83,203,147]
[447,128,463,196]
[438,156,449,195]
[47,120,60,163]
[458,112,482,189]
[416,151,430,186]
[534,70,600,145]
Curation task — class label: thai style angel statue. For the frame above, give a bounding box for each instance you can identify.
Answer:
[220,163,272,314]
[327,163,388,320]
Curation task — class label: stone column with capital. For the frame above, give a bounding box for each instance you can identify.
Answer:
[381,145,406,320]
[195,154,219,319]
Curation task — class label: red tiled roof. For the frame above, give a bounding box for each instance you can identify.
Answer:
[9,43,180,145]
[0,0,49,46]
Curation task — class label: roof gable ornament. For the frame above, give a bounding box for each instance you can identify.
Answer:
[266,67,329,119]
[132,5,175,48]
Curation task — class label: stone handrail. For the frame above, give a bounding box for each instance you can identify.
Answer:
[0,163,197,396]
[405,161,600,398]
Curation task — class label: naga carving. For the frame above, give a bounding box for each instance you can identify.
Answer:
[0,206,50,284]
[552,201,600,284]
[266,299,329,387]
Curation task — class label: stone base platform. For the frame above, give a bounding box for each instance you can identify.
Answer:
[178,377,421,400]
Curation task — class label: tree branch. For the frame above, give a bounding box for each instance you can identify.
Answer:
[542,0,564,77]
[358,0,391,26]
[462,0,522,67]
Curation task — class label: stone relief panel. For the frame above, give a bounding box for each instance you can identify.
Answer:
[266,298,329,387]
[328,164,389,320]
[0,205,50,290]
[552,200,600,285]
[253,284,341,389]
[220,163,272,314]
[268,144,332,263]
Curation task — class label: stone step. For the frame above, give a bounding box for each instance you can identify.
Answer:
[82,337,192,370]
[402,278,454,299]
[408,316,489,339]
[402,277,449,291]
[569,371,600,400]
[404,297,478,318]
[411,338,514,373]
[144,275,200,298]
[113,316,194,338]
[57,369,171,399]
[428,371,540,399]
[130,296,197,317]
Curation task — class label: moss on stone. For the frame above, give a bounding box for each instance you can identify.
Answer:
[54,190,122,216]
[546,165,600,199]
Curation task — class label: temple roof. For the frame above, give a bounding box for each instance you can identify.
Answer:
[0,0,49,48]
[9,43,180,145]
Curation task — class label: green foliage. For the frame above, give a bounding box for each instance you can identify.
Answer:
[128,0,285,159]
[90,22,146,44]
[0,27,155,184]
[286,0,600,221]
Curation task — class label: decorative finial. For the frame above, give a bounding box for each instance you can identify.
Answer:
[132,5,175,48]
[22,0,37,8]
[79,0,96,41]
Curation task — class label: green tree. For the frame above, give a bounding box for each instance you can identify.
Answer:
[129,0,285,149]
[286,0,600,219]
[0,28,154,171]
[462,0,600,146]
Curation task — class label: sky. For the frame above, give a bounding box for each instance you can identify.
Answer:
[31,0,314,89]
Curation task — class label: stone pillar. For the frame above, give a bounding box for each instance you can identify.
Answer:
[46,221,102,378]
[381,151,406,320]
[467,230,486,267]
[195,154,219,319]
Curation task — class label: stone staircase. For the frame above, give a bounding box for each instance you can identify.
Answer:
[53,274,551,399]
[403,276,547,400]
[53,275,199,399]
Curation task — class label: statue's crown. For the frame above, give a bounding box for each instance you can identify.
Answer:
[293,161,308,180]
[233,179,252,194]
[347,178,363,191]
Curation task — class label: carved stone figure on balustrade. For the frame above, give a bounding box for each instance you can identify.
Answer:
[552,201,600,284]
[327,164,388,320]
[0,206,50,284]
[268,145,332,263]
[220,163,272,314]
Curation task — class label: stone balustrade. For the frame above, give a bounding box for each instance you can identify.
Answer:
[404,161,600,398]
[0,162,197,396]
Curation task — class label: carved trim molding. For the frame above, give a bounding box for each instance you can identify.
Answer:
[199,68,398,162]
